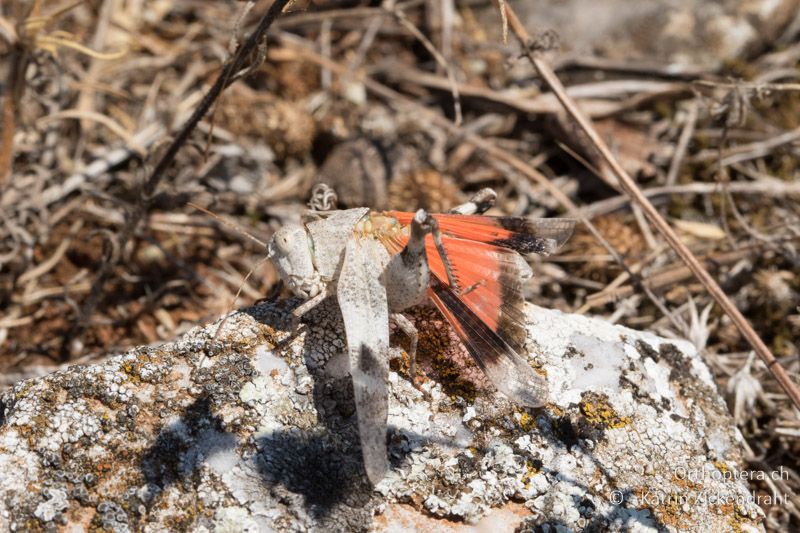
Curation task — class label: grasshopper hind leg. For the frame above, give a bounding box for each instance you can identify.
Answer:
[385,209,459,312]
[449,187,497,215]
[385,209,460,391]
[385,210,430,312]
[390,312,420,385]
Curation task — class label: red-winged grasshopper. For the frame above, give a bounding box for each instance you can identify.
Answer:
[267,188,574,484]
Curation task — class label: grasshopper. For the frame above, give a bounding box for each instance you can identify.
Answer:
[267,187,574,484]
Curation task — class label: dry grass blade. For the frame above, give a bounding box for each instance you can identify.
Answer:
[496,1,800,410]
[665,100,699,187]
[580,244,780,310]
[581,180,800,219]
[36,110,134,145]
[386,4,462,125]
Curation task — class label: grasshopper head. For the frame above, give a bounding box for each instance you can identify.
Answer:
[267,225,324,298]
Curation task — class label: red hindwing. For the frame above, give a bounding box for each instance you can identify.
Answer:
[379,211,574,406]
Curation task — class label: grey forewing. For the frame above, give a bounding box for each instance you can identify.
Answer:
[306,207,370,279]
[336,236,392,484]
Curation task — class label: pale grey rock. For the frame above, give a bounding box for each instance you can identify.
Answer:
[0,298,765,532]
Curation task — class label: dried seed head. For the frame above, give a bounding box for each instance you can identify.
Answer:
[388,169,464,213]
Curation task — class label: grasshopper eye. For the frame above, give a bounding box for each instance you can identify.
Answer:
[276,233,292,252]
[270,228,296,255]
[269,226,315,263]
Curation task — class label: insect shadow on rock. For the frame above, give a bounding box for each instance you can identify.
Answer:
[267,184,575,485]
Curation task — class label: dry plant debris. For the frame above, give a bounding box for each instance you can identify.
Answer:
[1,0,799,530]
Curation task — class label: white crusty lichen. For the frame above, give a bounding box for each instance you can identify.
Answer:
[0,298,764,532]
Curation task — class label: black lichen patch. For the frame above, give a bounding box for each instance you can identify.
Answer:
[618,359,670,415]
[194,351,258,410]
[455,451,479,477]
[563,345,584,360]
[660,396,673,411]
[656,344,729,421]
[635,340,660,362]
[426,354,479,404]
[0,397,5,427]
[659,343,692,383]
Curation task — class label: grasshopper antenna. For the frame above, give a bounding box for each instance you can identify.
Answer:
[187,202,267,247]
[187,202,270,362]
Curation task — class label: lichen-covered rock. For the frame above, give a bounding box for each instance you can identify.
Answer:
[0,299,765,532]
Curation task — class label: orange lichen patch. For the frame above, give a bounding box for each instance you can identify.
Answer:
[723,509,762,533]
[13,381,35,401]
[119,360,140,381]
[84,397,110,414]
[727,517,745,532]
[68,505,97,531]
[117,350,173,382]
[21,412,52,446]
[161,505,202,532]
[713,502,736,515]
[259,323,289,348]
[656,503,690,530]
[429,354,479,403]
[93,458,115,475]
[579,393,631,429]
[634,488,691,531]
[522,459,542,489]
[374,502,531,532]
[21,519,41,533]
[713,461,731,476]
[671,472,701,491]
[517,411,536,432]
